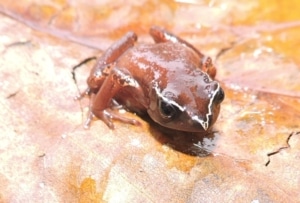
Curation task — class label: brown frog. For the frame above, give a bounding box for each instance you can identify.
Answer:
[77,26,224,132]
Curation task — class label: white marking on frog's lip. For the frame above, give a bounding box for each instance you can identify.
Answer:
[192,82,220,131]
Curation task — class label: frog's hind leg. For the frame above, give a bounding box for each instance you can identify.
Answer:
[149,26,204,58]
[85,31,138,94]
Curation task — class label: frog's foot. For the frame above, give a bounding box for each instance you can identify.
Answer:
[84,109,140,129]
[83,111,95,129]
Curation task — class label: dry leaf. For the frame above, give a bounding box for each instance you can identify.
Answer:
[0,0,299,202]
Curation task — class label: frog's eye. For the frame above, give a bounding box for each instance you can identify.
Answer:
[158,99,178,120]
[214,87,225,104]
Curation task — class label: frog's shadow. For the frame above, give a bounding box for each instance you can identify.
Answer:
[144,116,219,157]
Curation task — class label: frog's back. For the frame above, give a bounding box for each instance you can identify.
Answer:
[116,42,202,89]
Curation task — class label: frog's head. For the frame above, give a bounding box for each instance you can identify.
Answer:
[147,72,224,132]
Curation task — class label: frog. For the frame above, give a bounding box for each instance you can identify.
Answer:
[77,26,224,132]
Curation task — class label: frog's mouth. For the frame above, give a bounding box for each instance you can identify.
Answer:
[191,115,210,131]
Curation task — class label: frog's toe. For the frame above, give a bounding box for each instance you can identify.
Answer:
[109,111,141,126]
[98,110,115,129]
[86,108,140,129]
[83,111,95,129]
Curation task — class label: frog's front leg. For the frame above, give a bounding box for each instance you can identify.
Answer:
[85,67,143,129]
[78,31,138,99]
[149,26,216,79]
